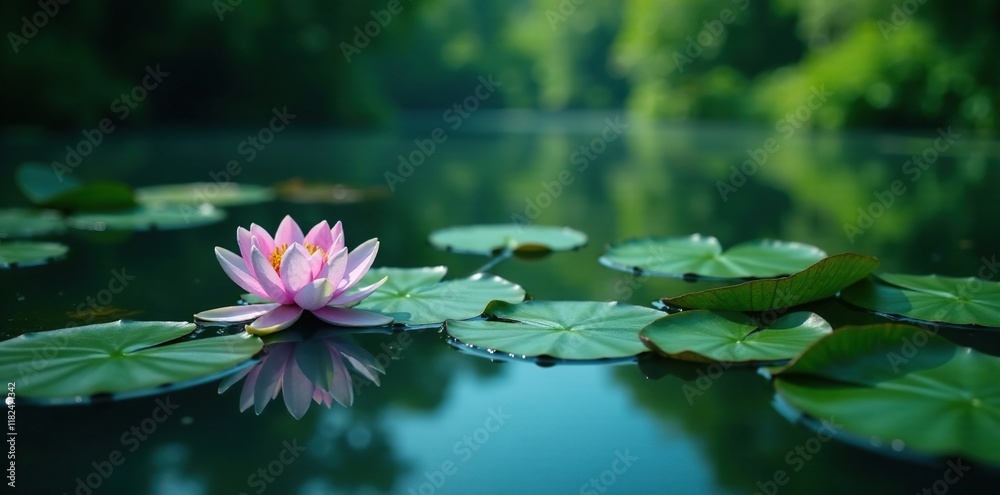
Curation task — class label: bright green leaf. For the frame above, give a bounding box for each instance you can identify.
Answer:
[841,273,1000,327]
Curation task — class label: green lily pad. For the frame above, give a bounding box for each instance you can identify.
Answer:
[17,163,136,211]
[445,300,666,360]
[0,241,69,268]
[353,266,526,326]
[275,179,390,204]
[0,208,65,238]
[136,182,275,207]
[429,224,587,256]
[67,204,226,231]
[0,320,263,403]
[841,273,1000,327]
[662,253,879,312]
[600,235,827,279]
[769,324,1000,465]
[639,311,832,363]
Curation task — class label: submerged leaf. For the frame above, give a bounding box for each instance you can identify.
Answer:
[662,253,879,312]
[601,235,827,279]
[640,311,831,363]
[445,300,665,360]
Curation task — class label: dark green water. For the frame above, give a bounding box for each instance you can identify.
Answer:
[2,113,999,494]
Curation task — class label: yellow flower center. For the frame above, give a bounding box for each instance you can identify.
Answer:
[268,243,327,273]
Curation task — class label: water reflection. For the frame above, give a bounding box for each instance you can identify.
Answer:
[218,328,384,419]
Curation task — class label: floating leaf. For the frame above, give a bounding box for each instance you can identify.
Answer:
[662,253,879,312]
[429,224,587,256]
[0,208,65,238]
[17,162,136,211]
[136,182,275,207]
[275,178,389,204]
[640,311,831,363]
[445,300,665,360]
[353,266,526,326]
[841,273,1000,327]
[600,235,827,279]
[0,320,262,403]
[67,204,226,231]
[0,241,69,268]
[769,324,1000,465]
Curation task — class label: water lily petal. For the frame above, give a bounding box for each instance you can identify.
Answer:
[294,279,336,310]
[328,276,388,307]
[338,342,383,386]
[218,364,254,394]
[321,247,349,285]
[250,223,275,258]
[253,343,293,414]
[239,364,263,412]
[275,215,305,246]
[309,250,325,278]
[237,227,255,274]
[305,220,334,251]
[247,305,304,335]
[341,238,379,292]
[311,306,393,327]
[328,347,354,407]
[313,388,333,407]
[282,356,315,419]
[195,303,279,322]
[251,246,292,304]
[215,247,269,300]
[280,244,313,294]
[331,222,344,252]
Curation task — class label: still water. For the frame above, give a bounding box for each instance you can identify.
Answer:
[2,112,999,494]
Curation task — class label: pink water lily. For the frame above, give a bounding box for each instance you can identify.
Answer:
[195,215,393,334]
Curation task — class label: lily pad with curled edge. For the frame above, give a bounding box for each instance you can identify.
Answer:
[67,204,226,231]
[662,253,879,312]
[429,224,587,256]
[0,241,69,268]
[841,273,1000,328]
[639,311,832,364]
[0,320,263,404]
[0,208,65,238]
[600,235,827,280]
[353,266,526,326]
[768,324,1000,465]
[445,300,666,360]
[136,182,275,207]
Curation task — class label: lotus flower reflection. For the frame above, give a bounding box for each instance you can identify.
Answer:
[219,331,383,419]
[195,216,393,334]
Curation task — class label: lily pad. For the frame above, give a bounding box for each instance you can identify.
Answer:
[841,273,1000,328]
[67,204,226,231]
[0,208,65,238]
[353,266,526,326]
[0,241,69,268]
[445,300,666,360]
[769,324,1000,465]
[275,179,389,204]
[0,320,263,403]
[429,224,587,256]
[17,163,136,211]
[662,253,879,312]
[640,311,832,363]
[136,182,275,207]
[600,235,827,280]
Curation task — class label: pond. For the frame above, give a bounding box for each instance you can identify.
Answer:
[2,112,1000,494]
